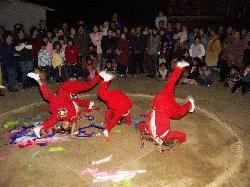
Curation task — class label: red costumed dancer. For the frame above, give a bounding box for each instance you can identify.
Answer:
[98,71,132,138]
[138,61,195,145]
[27,72,100,138]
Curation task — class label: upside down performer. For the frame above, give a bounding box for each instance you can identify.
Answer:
[138,61,195,145]
[27,72,100,138]
[98,71,132,139]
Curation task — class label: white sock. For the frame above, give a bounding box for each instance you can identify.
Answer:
[189,98,195,112]
[103,129,109,138]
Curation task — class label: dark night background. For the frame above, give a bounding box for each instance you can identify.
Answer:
[24,0,250,29]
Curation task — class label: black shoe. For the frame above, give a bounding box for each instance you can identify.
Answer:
[0,93,4,96]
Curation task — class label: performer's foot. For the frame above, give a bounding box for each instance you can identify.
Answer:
[103,129,109,138]
[99,71,114,82]
[33,126,41,138]
[187,96,195,112]
[177,61,189,68]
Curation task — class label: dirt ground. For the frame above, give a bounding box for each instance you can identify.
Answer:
[0,75,249,187]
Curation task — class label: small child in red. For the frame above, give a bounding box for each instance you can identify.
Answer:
[65,38,79,79]
[138,61,195,145]
[27,72,100,138]
[98,71,132,138]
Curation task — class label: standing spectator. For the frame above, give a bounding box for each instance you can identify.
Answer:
[62,22,70,38]
[166,23,174,47]
[116,33,130,76]
[111,12,123,29]
[70,27,76,38]
[147,28,161,78]
[199,27,208,48]
[219,26,234,82]
[58,37,68,81]
[38,41,51,81]
[0,26,4,44]
[0,32,18,92]
[205,30,222,72]
[243,41,250,66]
[74,25,91,59]
[38,20,47,39]
[101,29,117,70]
[89,25,102,68]
[30,26,41,68]
[189,36,205,60]
[53,28,65,43]
[155,11,167,29]
[102,21,109,36]
[15,29,33,89]
[227,31,246,68]
[130,26,147,76]
[179,25,188,44]
[65,38,79,79]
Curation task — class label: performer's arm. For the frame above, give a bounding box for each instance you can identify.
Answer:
[39,82,55,102]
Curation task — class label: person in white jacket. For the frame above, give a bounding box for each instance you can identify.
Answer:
[189,36,205,60]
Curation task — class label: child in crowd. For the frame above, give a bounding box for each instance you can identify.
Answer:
[159,40,171,70]
[42,36,53,58]
[83,56,98,81]
[58,37,68,81]
[105,59,116,74]
[52,42,63,83]
[224,66,241,90]
[85,43,97,63]
[65,37,79,79]
[231,65,250,94]
[38,41,51,82]
[156,63,168,80]
[197,63,213,87]
[180,57,200,85]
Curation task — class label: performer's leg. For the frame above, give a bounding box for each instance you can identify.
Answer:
[105,113,122,132]
[159,66,183,96]
[164,130,186,144]
[105,109,114,123]
[124,112,132,125]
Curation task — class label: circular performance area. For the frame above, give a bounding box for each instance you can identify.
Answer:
[0,94,243,187]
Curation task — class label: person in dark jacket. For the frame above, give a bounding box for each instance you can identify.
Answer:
[130,26,147,76]
[15,29,33,89]
[30,26,41,68]
[0,32,18,92]
[101,29,117,70]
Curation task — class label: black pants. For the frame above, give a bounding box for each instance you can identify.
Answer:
[219,59,230,82]
[117,64,128,75]
[131,53,144,75]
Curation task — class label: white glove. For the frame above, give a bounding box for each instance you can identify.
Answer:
[99,71,114,82]
[27,72,40,81]
[177,61,189,68]
[188,97,195,113]
[15,43,25,51]
[88,101,94,109]
[24,44,32,50]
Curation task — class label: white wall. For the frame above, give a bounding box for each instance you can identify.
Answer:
[0,0,46,33]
